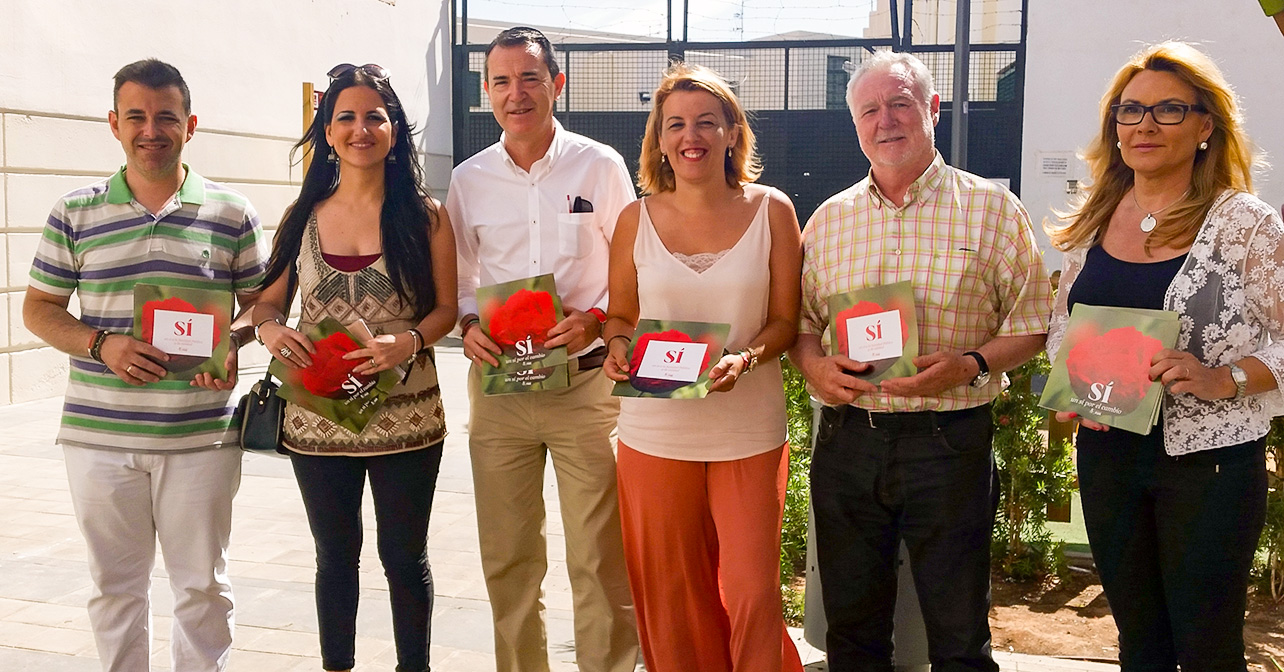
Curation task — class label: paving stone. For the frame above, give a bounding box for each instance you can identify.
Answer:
[0,348,1119,672]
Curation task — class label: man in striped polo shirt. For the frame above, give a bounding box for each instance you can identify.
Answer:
[23,59,265,671]
[789,51,1053,671]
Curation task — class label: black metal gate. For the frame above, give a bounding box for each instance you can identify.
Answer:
[451,3,1027,222]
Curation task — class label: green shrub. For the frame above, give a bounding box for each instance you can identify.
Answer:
[990,352,1075,582]
[1252,417,1284,602]
[780,358,813,623]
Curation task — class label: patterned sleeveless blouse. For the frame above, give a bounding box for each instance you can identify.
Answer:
[282,213,448,456]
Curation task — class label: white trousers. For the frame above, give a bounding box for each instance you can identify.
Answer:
[62,445,241,672]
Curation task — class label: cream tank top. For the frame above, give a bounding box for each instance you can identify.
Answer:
[616,190,787,461]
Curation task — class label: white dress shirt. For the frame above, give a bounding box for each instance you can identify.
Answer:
[446,120,635,355]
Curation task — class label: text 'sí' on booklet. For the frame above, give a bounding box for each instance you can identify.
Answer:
[1038,304,1180,435]
[133,283,233,382]
[611,319,732,399]
[477,273,568,375]
[268,317,402,434]
[826,280,919,384]
[475,273,570,396]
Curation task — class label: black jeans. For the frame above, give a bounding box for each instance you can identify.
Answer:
[290,442,445,672]
[1077,428,1266,672]
[811,404,1000,672]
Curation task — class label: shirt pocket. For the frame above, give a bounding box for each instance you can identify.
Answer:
[924,249,976,310]
[558,213,595,259]
[149,233,231,280]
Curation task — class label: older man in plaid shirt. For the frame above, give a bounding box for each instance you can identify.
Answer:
[789,51,1053,671]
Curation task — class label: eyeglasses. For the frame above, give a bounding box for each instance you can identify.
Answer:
[1110,102,1206,125]
[327,63,390,83]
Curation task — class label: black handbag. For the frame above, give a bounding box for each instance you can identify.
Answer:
[236,369,286,455]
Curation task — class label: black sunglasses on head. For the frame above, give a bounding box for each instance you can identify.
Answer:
[327,63,390,83]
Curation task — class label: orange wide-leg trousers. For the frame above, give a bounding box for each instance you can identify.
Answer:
[617,441,804,672]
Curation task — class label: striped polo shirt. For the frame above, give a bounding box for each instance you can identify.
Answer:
[28,166,267,452]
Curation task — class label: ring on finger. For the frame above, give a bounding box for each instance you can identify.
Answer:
[126,364,135,375]
[280,346,293,358]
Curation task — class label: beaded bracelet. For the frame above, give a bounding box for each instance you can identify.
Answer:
[88,329,113,364]
[737,348,758,374]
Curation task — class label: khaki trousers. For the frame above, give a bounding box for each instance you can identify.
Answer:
[467,364,638,672]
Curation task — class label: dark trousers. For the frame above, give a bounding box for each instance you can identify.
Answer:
[1077,428,1266,672]
[290,443,445,672]
[811,404,1000,672]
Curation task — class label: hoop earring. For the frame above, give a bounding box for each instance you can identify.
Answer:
[1198,141,1209,151]
[327,148,337,163]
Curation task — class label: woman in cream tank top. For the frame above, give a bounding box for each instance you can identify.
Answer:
[602,62,804,672]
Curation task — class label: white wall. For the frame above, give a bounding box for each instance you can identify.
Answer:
[1021,1,1284,270]
[0,0,452,405]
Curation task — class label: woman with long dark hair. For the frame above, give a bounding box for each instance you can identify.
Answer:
[249,63,456,672]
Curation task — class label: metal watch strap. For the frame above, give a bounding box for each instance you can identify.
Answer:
[1229,362,1249,399]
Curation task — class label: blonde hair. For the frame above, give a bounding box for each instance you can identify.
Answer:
[637,62,761,194]
[1048,41,1263,252]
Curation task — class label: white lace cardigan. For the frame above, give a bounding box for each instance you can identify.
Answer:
[1048,190,1284,456]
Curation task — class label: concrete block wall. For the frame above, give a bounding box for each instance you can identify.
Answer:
[0,0,454,406]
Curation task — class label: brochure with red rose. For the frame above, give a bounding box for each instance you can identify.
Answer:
[267,317,402,434]
[132,283,233,381]
[611,319,731,399]
[1039,304,1180,435]
[826,280,919,384]
[477,273,569,395]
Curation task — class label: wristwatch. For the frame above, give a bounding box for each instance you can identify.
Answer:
[963,351,990,388]
[1228,362,1249,399]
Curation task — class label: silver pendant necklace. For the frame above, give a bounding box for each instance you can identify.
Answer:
[1132,188,1187,233]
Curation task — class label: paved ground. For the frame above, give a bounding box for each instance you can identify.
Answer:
[0,346,1119,672]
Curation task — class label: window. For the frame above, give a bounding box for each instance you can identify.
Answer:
[826,55,849,110]
[467,71,482,107]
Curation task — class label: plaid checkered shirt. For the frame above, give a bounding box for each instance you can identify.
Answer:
[800,153,1054,412]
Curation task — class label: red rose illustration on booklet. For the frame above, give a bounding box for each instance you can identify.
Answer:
[300,332,376,399]
[477,274,570,395]
[132,284,232,380]
[612,319,731,399]
[1038,304,1180,435]
[488,289,557,354]
[268,317,403,435]
[1065,327,1164,415]
[826,280,918,383]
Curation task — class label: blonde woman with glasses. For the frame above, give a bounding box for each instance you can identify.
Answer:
[1046,42,1283,671]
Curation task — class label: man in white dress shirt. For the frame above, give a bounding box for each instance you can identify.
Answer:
[445,26,639,672]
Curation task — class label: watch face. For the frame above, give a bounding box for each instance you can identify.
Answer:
[971,372,991,388]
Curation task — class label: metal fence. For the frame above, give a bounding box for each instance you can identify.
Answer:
[452,9,1027,222]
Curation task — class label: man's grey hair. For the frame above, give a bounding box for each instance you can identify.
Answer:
[845,50,937,117]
